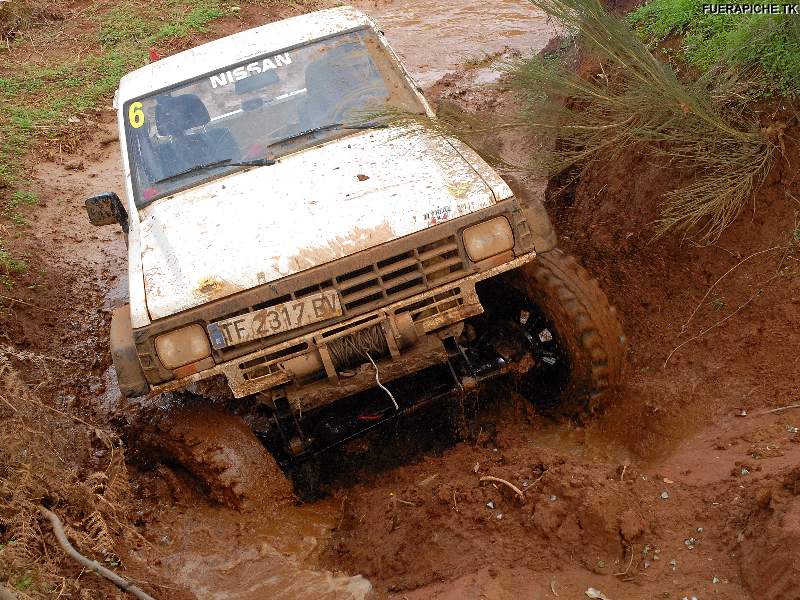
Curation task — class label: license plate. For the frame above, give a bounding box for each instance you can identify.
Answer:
[207,290,342,349]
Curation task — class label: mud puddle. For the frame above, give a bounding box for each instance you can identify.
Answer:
[364,0,554,86]
[143,493,369,600]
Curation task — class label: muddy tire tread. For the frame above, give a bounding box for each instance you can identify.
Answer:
[513,248,626,415]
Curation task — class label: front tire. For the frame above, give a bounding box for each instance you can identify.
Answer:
[144,396,295,508]
[502,249,626,416]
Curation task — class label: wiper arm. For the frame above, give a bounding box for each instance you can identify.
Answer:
[153,157,276,185]
[227,157,277,167]
[153,159,234,185]
[266,122,345,150]
[341,121,389,130]
[266,121,389,150]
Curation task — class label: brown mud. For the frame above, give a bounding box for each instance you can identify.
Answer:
[3,0,800,598]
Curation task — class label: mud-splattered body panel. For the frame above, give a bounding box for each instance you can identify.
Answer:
[139,128,505,319]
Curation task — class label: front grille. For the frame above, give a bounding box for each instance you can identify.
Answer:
[336,235,465,311]
[211,234,468,361]
[396,287,464,324]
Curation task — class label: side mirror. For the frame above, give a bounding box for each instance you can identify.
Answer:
[86,192,129,233]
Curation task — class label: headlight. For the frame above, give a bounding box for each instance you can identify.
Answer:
[462,217,514,262]
[155,324,211,369]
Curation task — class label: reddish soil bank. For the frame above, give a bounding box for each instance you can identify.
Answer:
[322,63,800,599]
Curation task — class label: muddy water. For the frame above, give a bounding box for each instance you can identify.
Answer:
[365,0,555,86]
[152,497,371,600]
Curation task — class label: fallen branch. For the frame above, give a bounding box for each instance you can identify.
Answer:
[479,476,525,501]
[760,403,800,415]
[664,276,778,368]
[679,246,780,334]
[39,507,157,600]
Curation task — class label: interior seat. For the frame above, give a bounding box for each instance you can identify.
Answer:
[154,94,240,178]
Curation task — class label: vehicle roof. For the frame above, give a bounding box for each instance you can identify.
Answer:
[117,5,372,103]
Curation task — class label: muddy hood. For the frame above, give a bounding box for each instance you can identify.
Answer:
[138,128,499,320]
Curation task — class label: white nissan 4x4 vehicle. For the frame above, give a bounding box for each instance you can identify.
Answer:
[88,6,625,492]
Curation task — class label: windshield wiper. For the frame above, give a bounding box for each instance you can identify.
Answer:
[267,123,346,150]
[153,157,276,185]
[227,157,277,167]
[153,159,234,185]
[266,121,388,150]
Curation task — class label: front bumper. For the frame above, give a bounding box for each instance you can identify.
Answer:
[147,252,535,409]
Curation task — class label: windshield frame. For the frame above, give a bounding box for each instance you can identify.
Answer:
[122,26,426,209]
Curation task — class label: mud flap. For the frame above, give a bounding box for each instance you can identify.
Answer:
[110,304,149,397]
[521,197,558,253]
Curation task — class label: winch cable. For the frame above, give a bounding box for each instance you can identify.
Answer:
[366,351,399,411]
[329,327,399,411]
[327,324,388,370]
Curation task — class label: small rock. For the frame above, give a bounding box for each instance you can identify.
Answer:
[712,575,720,584]
[670,559,677,571]
[741,468,750,476]
[496,512,503,520]
[597,560,605,568]
[684,537,698,549]
[585,588,611,600]
[486,501,495,510]
[787,425,799,434]
[643,560,651,569]
[697,527,704,533]
[661,491,670,500]
[522,480,529,488]
[737,409,748,417]
[663,478,674,484]
[549,495,557,502]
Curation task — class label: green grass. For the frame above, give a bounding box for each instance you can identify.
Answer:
[629,0,800,97]
[0,0,233,288]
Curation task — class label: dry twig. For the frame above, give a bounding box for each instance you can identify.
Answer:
[759,403,800,415]
[479,476,525,501]
[614,549,635,576]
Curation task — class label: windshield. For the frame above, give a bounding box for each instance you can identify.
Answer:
[123,29,425,207]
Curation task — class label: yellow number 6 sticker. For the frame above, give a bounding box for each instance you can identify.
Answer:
[128,101,145,129]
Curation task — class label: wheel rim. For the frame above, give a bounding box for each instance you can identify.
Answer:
[473,279,573,411]
[516,299,572,410]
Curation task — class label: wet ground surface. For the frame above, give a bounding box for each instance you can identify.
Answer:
[7,0,800,598]
[365,0,555,86]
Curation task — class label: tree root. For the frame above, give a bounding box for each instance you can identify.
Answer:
[39,507,157,600]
